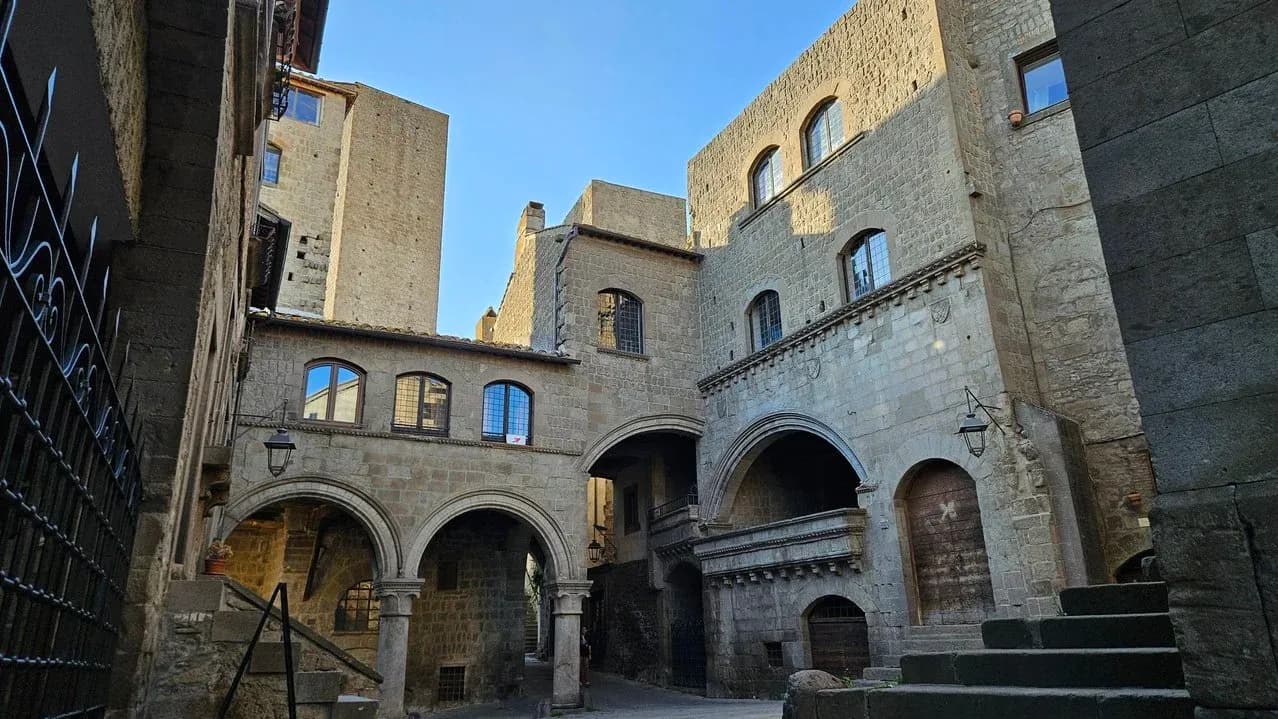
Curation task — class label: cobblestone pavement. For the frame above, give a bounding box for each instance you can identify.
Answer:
[421,659,782,719]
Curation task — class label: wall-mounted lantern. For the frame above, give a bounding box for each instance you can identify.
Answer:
[263,428,296,477]
[956,386,1004,457]
[587,539,604,563]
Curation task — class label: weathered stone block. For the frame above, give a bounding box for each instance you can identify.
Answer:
[166,578,226,612]
[248,641,303,674]
[782,670,844,719]
[295,670,345,704]
[815,684,885,719]
[211,610,267,642]
[331,695,378,718]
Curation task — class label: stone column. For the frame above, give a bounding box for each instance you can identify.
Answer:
[373,578,423,718]
[548,580,592,709]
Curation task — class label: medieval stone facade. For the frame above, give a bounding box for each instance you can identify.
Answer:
[212,0,1164,714]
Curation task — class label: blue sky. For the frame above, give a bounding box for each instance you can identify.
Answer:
[320,1,851,337]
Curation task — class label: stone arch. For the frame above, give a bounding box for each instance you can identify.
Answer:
[221,476,403,579]
[404,488,581,582]
[895,459,995,625]
[577,414,704,474]
[704,411,866,521]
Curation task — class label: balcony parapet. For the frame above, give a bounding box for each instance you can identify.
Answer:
[692,508,868,588]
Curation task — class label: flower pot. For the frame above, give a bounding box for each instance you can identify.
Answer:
[1008,110,1025,127]
[204,558,229,575]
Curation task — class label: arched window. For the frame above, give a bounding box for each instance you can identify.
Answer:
[482,381,532,444]
[749,290,783,351]
[598,289,643,354]
[393,373,450,435]
[304,360,364,424]
[334,580,379,632]
[804,99,844,167]
[843,229,891,301]
[751,147,783,207]
[263,144,282,185]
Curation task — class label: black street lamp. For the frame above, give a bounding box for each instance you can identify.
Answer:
[956,386,1003,458]
[587,539,604,563]
[264,428,296,477]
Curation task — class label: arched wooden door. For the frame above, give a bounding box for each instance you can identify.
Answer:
[903,461,995,624]
[807,597,870,678]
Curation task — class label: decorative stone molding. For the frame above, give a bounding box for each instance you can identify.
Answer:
[372,578,424,617]
[238,417,580,457]
[709,558,863,588]
[577,413,705,473]
[697,242,985,394]
[548,580,593,615]
[693,509,868,588]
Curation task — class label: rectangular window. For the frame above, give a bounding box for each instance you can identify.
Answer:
[437,560,459,591]
[765,642,784,668]
[437,666,465,703]
[623,485,639,534]
[284,87,322,124]
[1018,43,1068,114]
[262,145,281,184]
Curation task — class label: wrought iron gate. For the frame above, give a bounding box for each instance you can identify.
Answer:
[0,0,143,716]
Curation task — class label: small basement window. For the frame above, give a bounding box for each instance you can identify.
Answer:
[437,666,465,702]
[765,642,784,668]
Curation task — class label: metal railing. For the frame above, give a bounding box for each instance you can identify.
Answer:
[650,492,699,522]
[218,582,298,719]
[0,1,144,716]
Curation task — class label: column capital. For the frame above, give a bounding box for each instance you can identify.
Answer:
[547,579,592,615]
[373,578,424,616]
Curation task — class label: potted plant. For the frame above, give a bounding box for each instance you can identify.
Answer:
[204,539,234,575]
[1008,109,1025,127]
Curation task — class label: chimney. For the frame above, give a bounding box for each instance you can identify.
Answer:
[475,306,498,341]
[517,201,545,236]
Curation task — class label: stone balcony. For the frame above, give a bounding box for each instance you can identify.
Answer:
[692,508,868,587]
[649,494,704,560]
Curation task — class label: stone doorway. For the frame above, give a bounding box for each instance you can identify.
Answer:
[666,563,707,691]
[898,459,995,625]
[806,596,870,678]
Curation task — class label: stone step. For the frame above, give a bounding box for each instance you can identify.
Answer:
[863,666,903,682]
[982,613,1175,650]
[866,684,1194,718]
[331,695,378,718]
[898,636,986,654]
[1059,582,1168,616]
[248,640,305,674]
[166,578,227,612]
[905,624,983,637]
[900,648,1184,689]
[296,670,346,704]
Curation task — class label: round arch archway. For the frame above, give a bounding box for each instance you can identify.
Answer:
[704,412,866,522]
[221,476,403,579]
[577,414,704,475]
[803,595,870,679]
[403,488,581,582]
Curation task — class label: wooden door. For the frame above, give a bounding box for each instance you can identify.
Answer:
[808,597,870,678]
[905,462,995,624]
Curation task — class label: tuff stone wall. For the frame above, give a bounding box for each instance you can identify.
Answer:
[262,78,351,317]
[586,561,662,683]
[1048,0,1278,713]
[326,84,447,334]
[565,180,689,249]
[87,0,146,221]
[406,512,531,709]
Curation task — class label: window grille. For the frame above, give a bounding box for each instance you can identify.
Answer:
[393,373,450,435]
[482,381,532,443]
[750,291,783,350]
[303,360,364,423]
[804,99,844,166]
[598,290,643,354]
[438,666,466,702]
[751,148,783,206]
[845,230,891,300]
[765,642,784,667]
[334,580,380,632]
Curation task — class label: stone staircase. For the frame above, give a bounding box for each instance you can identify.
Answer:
[147,576,382,718]
[863,582,1192,718]
[864,624,985,682]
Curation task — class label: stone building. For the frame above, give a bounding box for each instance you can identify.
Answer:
[211,0,1167,714]
[0,0,337,717]
[260,73,448,333]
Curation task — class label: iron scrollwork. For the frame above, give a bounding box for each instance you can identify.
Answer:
[0,1,144,717]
